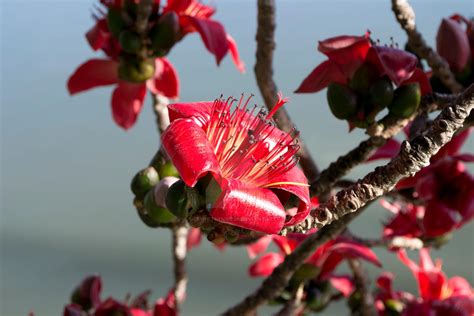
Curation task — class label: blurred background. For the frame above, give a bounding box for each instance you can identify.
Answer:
[1,0,473,315]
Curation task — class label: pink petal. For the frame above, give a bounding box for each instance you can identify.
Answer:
[226,35,245,73]
[294,60,347,93]
[162,118,221,187]
[167,102,213,126]
[186,16,229,65]
[67,59,118,95]
[329,274,355,297]
[247,235,272,259]
[437,18,471,72]
[131,309,151,316]
[147,58,180,99]
[210,178,287,234]
[187,227,202,250]
[367,46,418,86]
[248,252,284,277]
[111,82,147,130]
[448,276,473,296]
[400,68,432,95]
[366,138,401,162]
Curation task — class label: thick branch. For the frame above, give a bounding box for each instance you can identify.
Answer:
[293,84,473,232]
[254,0,319,182]
[391,0,462,93]
[172,222,189,312]
[348,259,376,316]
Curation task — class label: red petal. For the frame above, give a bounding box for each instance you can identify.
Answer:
[210,178,286,234]
[433,127,472,161]
[67,59,118,95]
[367,46,418,86]
[437,18,471,72]
[247,235,272,259]
[186,16,229,65]
[248,252,284,277]
[329,275,355,297]
[111,82,147,130]
[147,58,180,99]
[366,138,401,162]
[325,240,381,267]
[400,68,432,95]
[423,202,458,237]
[294,60,347,93]
[63,304,82,316]
[167,101,213,126]
[162,118,221,187]
[272,235,298,254]
[186,227,202,250]
[448,276,473,296]
[318,35,371,77]
[131,309,151,316]
[226,35,245,73]
[153,291,176,316]
[86,19,110,51]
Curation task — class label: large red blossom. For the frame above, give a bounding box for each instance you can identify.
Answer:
[398,249,474,316]
[295,33,431,94]
[368,127,474,237]
[162,95,310,234]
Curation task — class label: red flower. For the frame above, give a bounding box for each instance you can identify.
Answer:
[70,274,102,311]
[162,95,310,234]
[437,15,472,73]
[374,272,414,315]
[162,0,245,72]
[369,128,474,237]
[380,200,424,239]
[398,249,474,316]
[153,291,176,316]
[295,33,430,95]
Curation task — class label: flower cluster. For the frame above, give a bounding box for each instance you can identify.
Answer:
[68,0,244,129]
[368,127,474,238]
[295,33,431,129]
[375,249,474,316]
[63,275,176,316]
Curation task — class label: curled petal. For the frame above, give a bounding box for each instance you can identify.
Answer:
[147,58,180,99]
[366,138,401,162]
[294,60,347,93]
[167,102,213,126]
[367,46,418,86]
[226,35,245,73]
[67,59,118,95]
[329,275,355,297]
[248,252,284,277]
[247,236,272,259]
[162,118,221,187]
[111,82,147,130]
[186,16,229,65]
[211,178,286,234]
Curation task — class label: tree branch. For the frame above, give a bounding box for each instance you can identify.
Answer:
[348,259,377,316]
[391,0,462,93]
[172,221,188,312]
[254,0,319,182]
[274,283,305,316]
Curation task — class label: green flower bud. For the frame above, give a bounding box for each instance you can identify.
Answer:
[165,181,201,219]
[291,263,319,284]
[369,78,394,108]
[134,197,160,228]
[118,56,155,83]
[119,30,142,54]
[107,9,126,39]
[158,161,179,178]
[385,299,404,315]
[326,82,358,120]
[388,83,421,118]
[350,63,377,93]
[130,167,159,199]
[150,11,180,54]
[144,190,176,224]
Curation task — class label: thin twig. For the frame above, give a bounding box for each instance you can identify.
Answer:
[222,84,473,315]
[274,283,305,316]
[348,259,377,316]
[391,0,462,93]
[151,93,171,134]
[172,221,189,312]
[254,0,319,182]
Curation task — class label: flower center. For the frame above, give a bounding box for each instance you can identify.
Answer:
[204,95,300,187]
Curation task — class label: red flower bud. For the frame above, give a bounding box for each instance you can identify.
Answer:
[437,18,471,72]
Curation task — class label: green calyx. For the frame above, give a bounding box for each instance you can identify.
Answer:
[144,190,177,224]
[119,30,143,54]
[349,63,377,93]
[369,78,394,108]
[165,181,202,219]
[130,167,159,199]
[158,161,179,178]
[326,82,358,120]
[150,11,180,55]
[118,56,155,83]
[388,83,421,118]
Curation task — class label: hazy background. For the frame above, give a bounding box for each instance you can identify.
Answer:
[1,0,473,315]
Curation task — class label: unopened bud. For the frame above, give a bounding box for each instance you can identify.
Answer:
[119,30,142,54]
[388,83,421,118]
[165,181,201,219]
[437,18,470,72]
[369,78,394,108]
[150,12,180,55]
[327,83,358,120]
[131,167,159,199]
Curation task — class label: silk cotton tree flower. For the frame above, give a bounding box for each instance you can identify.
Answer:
[161,95,310,234]
[68,0,244,130]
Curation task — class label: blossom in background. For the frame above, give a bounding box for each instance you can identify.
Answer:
[247,221,381,297]
[374,272,414,315]
[68,0,244,130]
[397,249,474,316]
[161,95,310,234]
[295,33,431,129]
[63,275,176,316]
[368,127,474,237]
